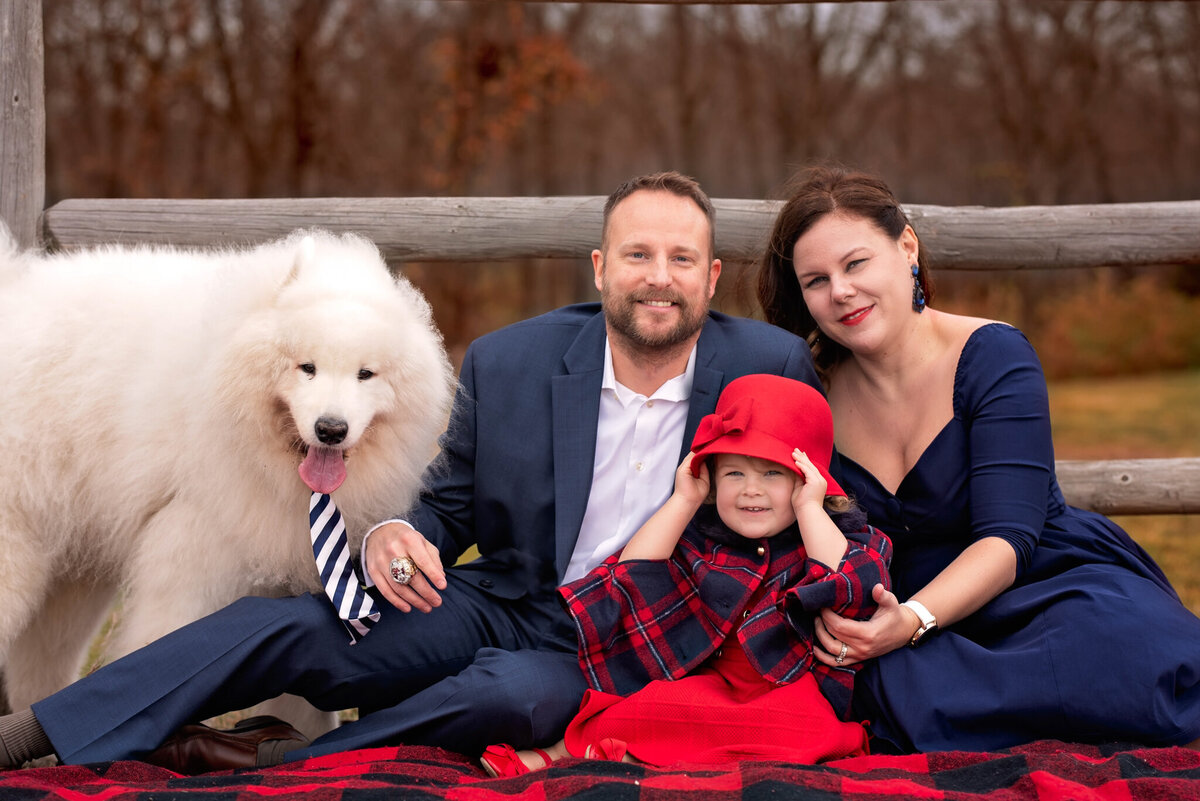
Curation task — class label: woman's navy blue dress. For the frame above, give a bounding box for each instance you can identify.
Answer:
[843,323,1200,752]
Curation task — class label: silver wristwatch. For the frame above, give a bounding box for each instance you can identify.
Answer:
[901,599,938,646]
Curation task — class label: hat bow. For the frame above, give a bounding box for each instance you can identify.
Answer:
[692,398,754,451]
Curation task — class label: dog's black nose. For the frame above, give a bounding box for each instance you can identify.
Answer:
[314,416,349,445]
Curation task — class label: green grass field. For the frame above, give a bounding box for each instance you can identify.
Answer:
[1048,369,1200,614]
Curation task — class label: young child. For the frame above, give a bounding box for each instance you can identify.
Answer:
[481,374,892,775]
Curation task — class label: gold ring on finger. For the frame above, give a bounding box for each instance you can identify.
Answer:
[389,556,417,586]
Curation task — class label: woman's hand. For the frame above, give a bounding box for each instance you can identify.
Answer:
[364,522,448,613]
[812,584,915,667]
[813,538,1018,666]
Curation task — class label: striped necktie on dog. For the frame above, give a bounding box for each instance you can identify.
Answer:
[309,491,379,643]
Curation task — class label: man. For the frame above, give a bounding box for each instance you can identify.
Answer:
[0,172,819,771]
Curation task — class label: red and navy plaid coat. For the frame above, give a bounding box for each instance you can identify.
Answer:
[559,505,892,720]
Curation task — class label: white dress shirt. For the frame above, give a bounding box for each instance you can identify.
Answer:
[561,339,695,583]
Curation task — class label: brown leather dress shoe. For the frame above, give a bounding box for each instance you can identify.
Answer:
[144,715,310,774]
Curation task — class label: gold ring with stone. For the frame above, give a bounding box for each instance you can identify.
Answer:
[390,556,417,586]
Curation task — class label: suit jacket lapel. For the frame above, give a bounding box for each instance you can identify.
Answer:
[682,318,725,461]
[552,313,607,580]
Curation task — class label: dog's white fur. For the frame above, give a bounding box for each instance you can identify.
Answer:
[0,228,454,734]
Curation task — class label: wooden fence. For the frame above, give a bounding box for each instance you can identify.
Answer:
[2,1,1198,516]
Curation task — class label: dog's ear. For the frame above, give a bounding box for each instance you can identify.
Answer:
[282,234,317,288]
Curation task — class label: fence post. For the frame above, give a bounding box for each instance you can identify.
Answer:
[0,0,46,249]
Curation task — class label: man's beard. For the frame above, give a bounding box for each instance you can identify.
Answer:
[601,274,709,353]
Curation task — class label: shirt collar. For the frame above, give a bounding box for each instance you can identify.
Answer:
[602,337,696,406]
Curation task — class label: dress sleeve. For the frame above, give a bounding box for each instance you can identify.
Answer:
[956,324,1055,575]
[558,525,754,695]
[783,525,892,624]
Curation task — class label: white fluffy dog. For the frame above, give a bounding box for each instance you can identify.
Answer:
[0,227,454,734]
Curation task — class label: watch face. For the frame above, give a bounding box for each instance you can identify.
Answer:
[910,620,937,646]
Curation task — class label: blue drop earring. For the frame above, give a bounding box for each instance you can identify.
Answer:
[911,264,926,313]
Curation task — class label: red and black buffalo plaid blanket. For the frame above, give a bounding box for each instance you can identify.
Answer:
[1,741,1198,800]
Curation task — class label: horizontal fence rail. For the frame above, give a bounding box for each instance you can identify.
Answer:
[34,196,1200,516]
[41,197,1200,270]
[497,1,895,4]
[1056,458,1200,516]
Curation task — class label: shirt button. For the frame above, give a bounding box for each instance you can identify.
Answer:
[634,462,644,472]
[646,400,655,408]
[479,579,495,589]
[757,546,765,556]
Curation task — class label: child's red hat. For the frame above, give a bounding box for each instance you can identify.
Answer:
[689,374,845,497]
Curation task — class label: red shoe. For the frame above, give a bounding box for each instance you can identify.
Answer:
[480,743,552,777]
[584,737,628,762]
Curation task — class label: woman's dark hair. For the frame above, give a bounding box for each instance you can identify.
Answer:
[756,165,934,378]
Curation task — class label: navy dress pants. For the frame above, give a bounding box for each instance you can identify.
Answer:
[33,574,587,764]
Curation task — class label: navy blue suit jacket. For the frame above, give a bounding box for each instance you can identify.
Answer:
[406,303,820,605]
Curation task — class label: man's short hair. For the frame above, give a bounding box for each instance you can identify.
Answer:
[601,171,716,257]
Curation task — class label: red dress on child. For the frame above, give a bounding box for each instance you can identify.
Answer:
[559,508,891,766]
[563,606,869,765]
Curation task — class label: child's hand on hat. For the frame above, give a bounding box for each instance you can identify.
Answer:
[675,452,711,507]
[792,448,828,515]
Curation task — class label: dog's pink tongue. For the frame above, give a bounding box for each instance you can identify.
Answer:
[299,447,347,494]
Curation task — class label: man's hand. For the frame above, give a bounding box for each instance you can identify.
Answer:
[364,522,448,613]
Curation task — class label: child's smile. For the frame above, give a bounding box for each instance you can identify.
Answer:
[714,453,798,541]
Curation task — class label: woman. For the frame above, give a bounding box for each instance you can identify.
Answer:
[756,165,1200,754]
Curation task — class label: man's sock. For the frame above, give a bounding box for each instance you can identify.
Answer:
[0,708,53,769]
